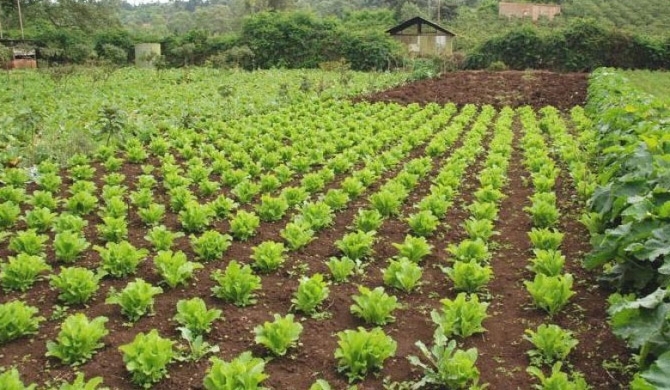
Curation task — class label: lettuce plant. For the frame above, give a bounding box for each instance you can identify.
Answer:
[0,186,26,204]
[525,273,575,316]
[97,216,128,242]
[251,241,286,273]
[447,239,490,264]
[408,333,482,389]
[259,174,281,193]
[528,228,564,251]
[256,195,289,222]
[0,368,36,390]
[179,202,214,233]
[208,195,238,219]
[299,202,334,231]
[336,230,376,261]
[38,173,62,192]
[0,300,43,343]
[46,313,108,365]
[280,221,315,250]
[50,267,103,305]
[9,229,48,255]
[191,230,232,262]
[203,352,268,390]
[254,313,303,356]
[138,203,165,227]
[369,190,403,217]
[323,189,350,210]
[29,190,59,210]
[443,261,493,293]
[52,214,88,234]
[56,372,104,389]
[229,210,260,240]
[392,235,433,263]
[432,293,489,338]
[211,261,262,307]
[106,278,163,321]
[407,210,440,237]
[334,327,397,383]
[54,231,90,263]
[130,188,154,208]
[350,286,399,325]
[66,191,98,215]
[281,186,309,207]
[301,172,325,193]
[528,249,566,276]
[326,257,356,283]
[232,180,260,204]
[145,225,184,251]
[100,196,128,219]
[353,209,384,233]
[119,329,175,387]
[168,186,196,212]
[292,273,330,315]
[463,218,497,241]
[525,200,560,228]
[154,250,204,288]
[95,241,148,277]
[1,254,51,292]
[467,201,498,221]
[24,207,56,232]
[524,324,578,366]
[527,362,588,390]
[383,257,422,292]
[418,194,451,219]
[174,297,222,336]
[340,177,365,198]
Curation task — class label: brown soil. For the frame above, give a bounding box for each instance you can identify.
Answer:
[357,71,589,110]
[0,102,629,389]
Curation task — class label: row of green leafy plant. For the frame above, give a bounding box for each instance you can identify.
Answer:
[581,68,670,388]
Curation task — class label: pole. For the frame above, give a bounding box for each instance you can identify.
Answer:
[17,0,24,39]
[437,0,440,22]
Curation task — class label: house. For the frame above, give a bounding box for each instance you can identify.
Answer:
[0,39,37,69]
[387,17,456,57]
[499,2,561,21]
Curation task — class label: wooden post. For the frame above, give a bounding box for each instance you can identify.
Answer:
[17,0,24,39]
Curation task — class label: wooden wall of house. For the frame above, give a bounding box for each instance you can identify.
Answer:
[393,34,453,57]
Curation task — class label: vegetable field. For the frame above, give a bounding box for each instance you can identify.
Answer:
[0,69,634,389]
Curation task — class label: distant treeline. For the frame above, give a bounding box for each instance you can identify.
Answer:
[466,19,670,71]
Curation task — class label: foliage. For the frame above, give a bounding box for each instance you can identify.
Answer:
[145,225,184,251]
[300,202,334,231]
[350,286,399,325]
[251,241,287,273]
[106,278,163,322]
[119,329,175,388]
[0,300,43,344]
[336,230,376,261]
[174,298,222,336]
[1,253,52,292]
[46,314,109,365]
[0,368,36,390]
[256,195,289,222]
[407,210,440,237]
[9,229,48,255]
[443,260,493,293]
[334,327,397,383]
[95,241,148,277]
[230,210,260,240]
[211,260,262,307]
[153,250,204,288]
[432,293,489,339]
[56,372,104,390]
[254,313,303,356]
[524,324,579,367]
[392,235,433,263]
[191,230,232,262]
[447,239,490,263]
[326,257,356,283]
[528,228,564,251]
[280,221,316,250]
[354,209,384,233]
[383,257,423,292]
[97,216,128,242]
[203,352,268,390]
[50,267,103,305]
[528,249,566,277]
[179,202,214,233]
[527,362,589,390]
[525,274,575,316]
[292,273,330,315]
[54,231,90,263]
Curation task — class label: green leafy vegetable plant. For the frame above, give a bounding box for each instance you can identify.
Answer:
[203,352,268,390]
[138,203,165,227]
[335,230,376,260]
[528,249,566,276]
[334,327,397,383]
[280,221,315,250]
[299,202,334,231]
[211,260,262,307]
[9,229,48,255]
[46,313,108,365]
[418,194,451,219]
[1,253,51,292]
[119,329,175,388]
[254,313,303,356]
[66,191,98,215]
[50,267,103,305]
[106,278,163,322]
[527,362,588,390]
[326,257,356,283]
[256,195,289,222]
[0,368,36,390]
[292,273,330,315]
[447,239,490,263]
[323,189,349,210]
[525,273,575,316]
[29,191,59,211]
[463,218,497,241]
[229,210,260,240]
[524,324,578,366]
[443,260,493,293]
[154,250,204,288]
[53,231,90,263]
[350,286,399,325]
[95,241,149,277]
[383,257,422,292]
[97,216,128,242]
[174,297,222,336]
[52,214,87,234]
[432,293,489,338]
[251,241,287,273]
[191,230,232,262]
[179,202,214,233]
[55,372,104,390]
[24,207,56,232]
[353,209,384,233]
[392,235,433,263]
[0,300,43,343]
[145,225,184,251]
[528,228,564,251]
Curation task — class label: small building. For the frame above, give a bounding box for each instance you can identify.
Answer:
[0,39,37,69]
[499,2,561,21]
[387,17,456,57]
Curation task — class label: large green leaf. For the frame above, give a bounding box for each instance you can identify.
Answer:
[641,351,670,388]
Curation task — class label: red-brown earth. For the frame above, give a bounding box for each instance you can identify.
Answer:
[0,71,629,390]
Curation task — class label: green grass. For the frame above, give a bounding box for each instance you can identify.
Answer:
[623,70,670,102]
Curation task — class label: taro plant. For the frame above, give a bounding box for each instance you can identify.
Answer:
[229,210,260,241]
[335,230,376,261]
[291,273,330,315]
[174,297,222,336]
[106,278,163,321]
[191,230,233,262]
[353,209,384,233]
[408,333,483,389]
[95,241,149,277]
[203,352,268,390]
[0,300,44,343]
[443,261,493,293]
[383,257,422,292]
[392,235,433,263]
[525,273,575,316]
[211,260,262,307]
[145,225,184,251]
[119,329,175,387]
[326,257,356,283]
[524,324,578,366]
[280,220,315,250]
[50,267,103,305]
[46,313,108,365]
[350,286,399,325]
[407,210,440,237]
[53,231,90,263]
[254,313,303,356]
[334,327,397,383]
[154,250,204,288]
[1,254,52,292]
[251,241,287,273]
[9,229,48,255]
[432,293,489,338]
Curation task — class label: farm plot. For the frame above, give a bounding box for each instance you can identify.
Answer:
[1,71,630,389]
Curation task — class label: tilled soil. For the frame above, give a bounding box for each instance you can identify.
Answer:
[358,71,589,110]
